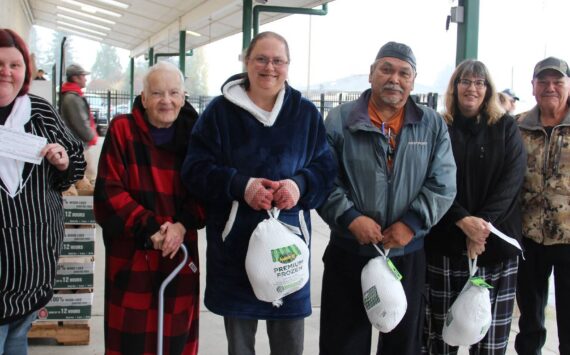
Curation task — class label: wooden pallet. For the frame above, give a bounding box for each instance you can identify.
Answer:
[28,321,90,345]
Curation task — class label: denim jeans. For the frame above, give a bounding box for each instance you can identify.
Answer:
[0,311,37,355]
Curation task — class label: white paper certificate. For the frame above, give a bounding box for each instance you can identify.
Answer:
[0,125,47,164]
[488,222,522,251]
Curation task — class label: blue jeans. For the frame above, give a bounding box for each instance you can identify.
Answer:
[0,311,37,355]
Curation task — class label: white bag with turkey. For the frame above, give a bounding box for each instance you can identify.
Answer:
[361,244,407,333]
[442,257,492,346]
[245,208,310,307]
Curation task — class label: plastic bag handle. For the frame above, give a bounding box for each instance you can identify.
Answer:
[372,243,390,259]
[267,207,280,220]
[468,256,478,277]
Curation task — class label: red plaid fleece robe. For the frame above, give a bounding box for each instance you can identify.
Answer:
[94,97,205,355]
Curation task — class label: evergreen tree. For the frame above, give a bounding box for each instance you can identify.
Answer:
[91,44,123,82]
[185,47,208,96]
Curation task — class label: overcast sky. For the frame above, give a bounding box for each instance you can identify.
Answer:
[37,0,570,113]
[202,0,570,113]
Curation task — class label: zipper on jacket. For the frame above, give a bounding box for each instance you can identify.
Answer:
[379,132,394,226]
[542,128,551,178]
[553,134,563,175]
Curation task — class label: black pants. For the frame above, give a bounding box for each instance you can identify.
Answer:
[515,238,570,355]
[319,243,426,355]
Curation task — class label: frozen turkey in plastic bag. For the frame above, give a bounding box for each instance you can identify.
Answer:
[245,208,310,307]
[361,245,407,333]
[442,257,492,346]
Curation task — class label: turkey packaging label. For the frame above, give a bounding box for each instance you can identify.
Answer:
[245,208,309,306]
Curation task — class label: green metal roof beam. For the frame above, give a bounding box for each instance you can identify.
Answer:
[456,0,479,65]
[179,30,186,76]
[154,50,194,62]
[252,3,328,37]
[243,0,253,51]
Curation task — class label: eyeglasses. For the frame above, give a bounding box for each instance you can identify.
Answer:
[458,78,487,89]
[252,56,289,68]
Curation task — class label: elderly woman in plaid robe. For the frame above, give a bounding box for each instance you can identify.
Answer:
[94,62,205,355]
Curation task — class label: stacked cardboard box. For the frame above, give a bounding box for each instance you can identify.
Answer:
[30,186,95,344]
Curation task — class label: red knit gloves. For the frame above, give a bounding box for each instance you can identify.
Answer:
[244,178,280,210]
[273,179,300,210]
[244,178,300,211]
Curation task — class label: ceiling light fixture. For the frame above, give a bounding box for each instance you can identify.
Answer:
[57,21,108,36]
[57,6,116,24]
[57,26,103,41]
[57,14,112,30]
[62,0,122,17]
[94,0,129,9]
[186,30,201,37]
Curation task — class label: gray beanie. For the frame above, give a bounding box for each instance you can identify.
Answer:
[376,41,416,71]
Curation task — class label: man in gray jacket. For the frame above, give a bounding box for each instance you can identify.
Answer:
[60,63,97,181]
[60,64,95,145]
[317,42,456,355]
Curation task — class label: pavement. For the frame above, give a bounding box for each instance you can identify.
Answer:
[28,212,561,355]
[28,140,561,355]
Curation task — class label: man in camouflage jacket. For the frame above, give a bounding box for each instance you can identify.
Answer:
[515,56,570,355]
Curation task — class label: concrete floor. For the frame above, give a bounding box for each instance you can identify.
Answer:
[28,211,561,355]
[28,139,561,355]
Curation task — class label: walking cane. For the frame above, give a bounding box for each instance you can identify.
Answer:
[157,244,189,355]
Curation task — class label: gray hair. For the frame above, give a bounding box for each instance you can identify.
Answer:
[142,61,185,93]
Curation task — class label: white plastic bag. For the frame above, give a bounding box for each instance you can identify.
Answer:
[245,208,310,307]
[442,257,492,346]
[361,245,407,333]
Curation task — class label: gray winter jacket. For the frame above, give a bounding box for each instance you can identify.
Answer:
[318,89,457,257]
[60,91,94,145]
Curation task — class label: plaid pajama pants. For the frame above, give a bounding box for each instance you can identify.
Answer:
[424,254,518,355]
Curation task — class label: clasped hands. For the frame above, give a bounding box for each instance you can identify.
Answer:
[456,216,490,259]
[347,215,413,249]
[150,221,186,259]
[244,178,300,211]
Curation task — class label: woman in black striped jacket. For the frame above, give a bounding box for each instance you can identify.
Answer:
[0,29,85,354]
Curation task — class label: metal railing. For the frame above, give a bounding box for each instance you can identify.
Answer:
[84,90,438,124]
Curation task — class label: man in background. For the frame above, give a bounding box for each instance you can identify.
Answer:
[502,88,519,115]
[34,68,46,80]
[515,56,570,355]
[60,63,97,182]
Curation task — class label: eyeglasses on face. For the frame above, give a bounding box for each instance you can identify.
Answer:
[252,56,289,67]
[458,78,487,89]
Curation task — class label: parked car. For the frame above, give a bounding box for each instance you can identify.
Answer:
[91,108,108,136]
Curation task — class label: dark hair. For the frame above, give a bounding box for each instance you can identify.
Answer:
[443,59,503,125]
[242,31,290,90]
[0,29,32,97]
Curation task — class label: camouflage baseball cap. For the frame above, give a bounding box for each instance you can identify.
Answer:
[533,56,570,78]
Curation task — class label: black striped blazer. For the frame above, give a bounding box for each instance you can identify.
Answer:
[0,94,85,324]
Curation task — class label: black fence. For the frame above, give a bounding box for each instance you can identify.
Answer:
[84,90,438,128]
